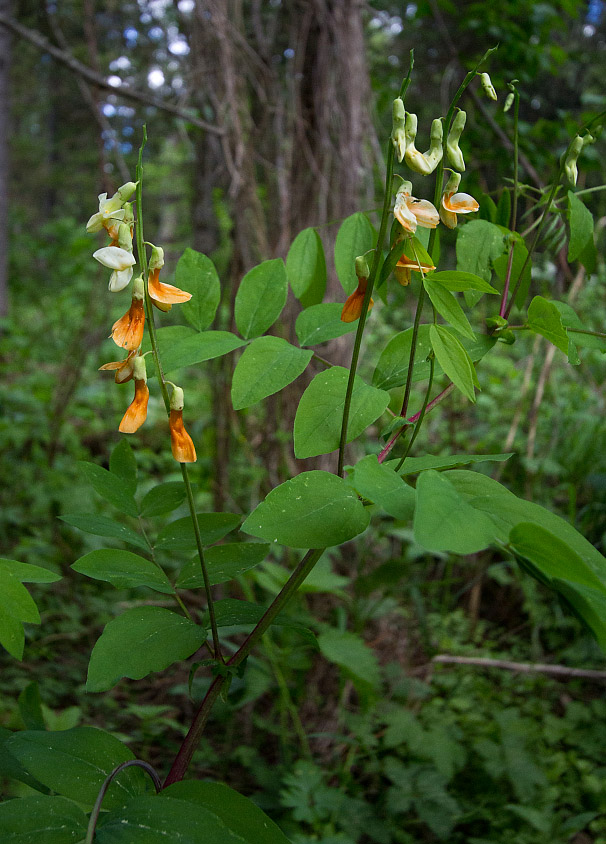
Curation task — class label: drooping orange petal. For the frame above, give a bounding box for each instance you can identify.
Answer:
[99,350,137,383]
[396,253,436,273]
[169,409,197,463]
[119,379,149,433]
[148,268,192,305]
[111,299,145,351]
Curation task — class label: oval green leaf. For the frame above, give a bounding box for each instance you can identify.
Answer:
[60,513,149,551]
[294,367,389,458]
[71,549,175,594]
[242,470,370,548]
[334,212,374,294]
[231,336,312,410]
[160,331,245,375]
[176,543,269,589]
[175,248,221,331]
[0,794,88,844]
[295,302,357,347]
[286,227,326,305]
[140,482,187,517]
[429,324,477,403]
[86,607,207,692]
[234,258,288,339]
[155,512,241,551]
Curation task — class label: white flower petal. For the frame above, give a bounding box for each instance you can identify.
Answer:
[93,246,136,271]
[444,191,479,213]
[108,266,134,292]
[86,212,104,233]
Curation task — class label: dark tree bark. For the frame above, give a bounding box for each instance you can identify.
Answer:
[0,0,12,319]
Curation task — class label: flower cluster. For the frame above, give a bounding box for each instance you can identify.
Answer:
[87,181,196,462]
[341,91,485,322]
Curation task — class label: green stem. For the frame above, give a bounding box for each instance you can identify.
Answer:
[395,353,435,473]
[135,128,221,659]
[336,142,395,477]
[164,547,324,785]
[511,90,520,233]
[86,761,161,843]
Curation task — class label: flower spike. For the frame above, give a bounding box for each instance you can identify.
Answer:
[169,386,197,463]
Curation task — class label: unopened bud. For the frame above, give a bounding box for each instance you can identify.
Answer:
[132,275,145,300]
[446,109,466,172]
[498,329,516,345]
[118,223,133,252]
[170,385,185,411]
[391,98,407,163]
[563,135,584,187]
[443,170,461,195]
[117,181,138,202]
[486,315,508,331]
[149,245,165,270]
[133,355,147,382]
[404,113,443,175]
[479,72,497,101]
[503,92,514,113]
[122,202,134,225]
[355,255,370,280]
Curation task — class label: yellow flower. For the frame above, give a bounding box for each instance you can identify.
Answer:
[119,358,149,434]
[439,172,479,229]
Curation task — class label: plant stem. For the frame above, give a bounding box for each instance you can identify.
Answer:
[86,760,161,843]
[164,547,324,785]
[377,383,455,464]
[337,143,395,477]
[395,354,435,472]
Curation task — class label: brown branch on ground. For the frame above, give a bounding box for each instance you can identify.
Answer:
[433,654,606,681]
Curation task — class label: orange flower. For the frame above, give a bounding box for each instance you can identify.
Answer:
[394,183,439,234]
[394,249,436,287]
[119,379,149,433]
[118,357,148,433]
[439,172,479,229]
[148,268,192,310]
[111,277,145,351]
[169,384,196,463]
[99,349,138,383]
[341,278,374,323]
[169,410,197,463]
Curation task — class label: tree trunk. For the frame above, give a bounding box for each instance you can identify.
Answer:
[0,0,12,320]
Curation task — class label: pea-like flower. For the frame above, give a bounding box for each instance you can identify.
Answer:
[93,245,137,292]
[394,182,439,234]
[169,386,197,463]
[147,246,192,311]
[439,172,479,229]
[341,256,373,323]
[111,277,145,351]
[86,182,137,233]
[394,250,436,286]
[99,349,138,383]
[119,356,149,434]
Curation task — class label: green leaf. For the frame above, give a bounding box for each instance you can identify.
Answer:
[0,614,25,660]
[294,367,389,458]
[18,682,45,731]
[176,543,269,588]
[393,452,512,475]
[372,325,433,390]
[493,239,531,310]
[141,325,196,357]
[286,227,326,306]
[231,336,312,410]
[242,470,370,548]
[0,572,40,624]
[318,629,380,688]
[161,781,292,844]
[526,296,569,354]
[160,330,245,375]
[351,455,415,520]
[423,278,475,339]
[0,795,88,844]
[334,212,374,294]
[234,258,288,340]
[6,727,146,809]
[295,302,357,346]
[78,461,138,517]
[0,727,50,792]
[456,219,506,281]
[109,439,137,495]
[424,271,499,294]
[204,600,313,643]
[72,549,175,594]
[0,559,61,583]
[175,248,221,331]
[509,523,605,591]
[567,190,594,262]
[155,513,241,550]
[86,608,207,692]
[60,513,149,551]
[553,580,606,650]
[414,470,497,554]
[429,324,477,402]
[140,482,187,517]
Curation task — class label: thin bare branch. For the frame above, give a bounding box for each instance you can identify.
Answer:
[433,654,606,681]
[0,12,224,135]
